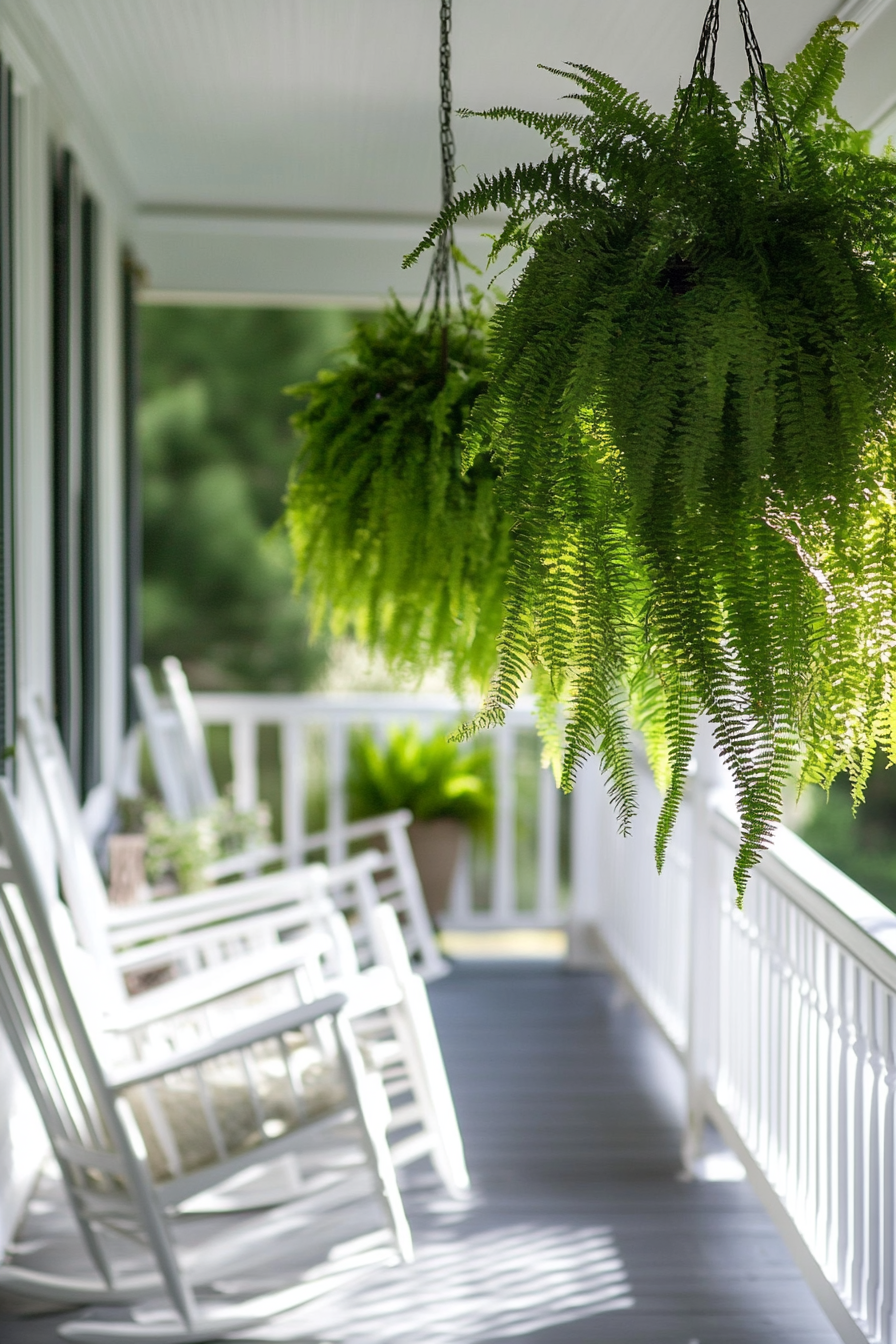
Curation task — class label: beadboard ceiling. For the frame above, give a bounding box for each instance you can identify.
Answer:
[26,0,896,302]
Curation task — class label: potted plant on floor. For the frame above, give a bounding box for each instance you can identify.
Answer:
[347,725,493,923]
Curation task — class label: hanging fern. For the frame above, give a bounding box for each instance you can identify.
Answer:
[284,298,509,689]
[405,15,896,899]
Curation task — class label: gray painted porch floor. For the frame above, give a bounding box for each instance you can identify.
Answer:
[0,961,840,1343]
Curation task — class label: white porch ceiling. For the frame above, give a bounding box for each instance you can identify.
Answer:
[27,0,896,304]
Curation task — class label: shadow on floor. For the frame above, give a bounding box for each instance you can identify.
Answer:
[1,961,841,1343]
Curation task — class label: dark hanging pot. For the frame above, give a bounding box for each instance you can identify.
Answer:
[406,5,896,899]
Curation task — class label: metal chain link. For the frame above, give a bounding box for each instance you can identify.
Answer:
[676,0,786,167]
[419,0,462,335]
[439,0,455,218]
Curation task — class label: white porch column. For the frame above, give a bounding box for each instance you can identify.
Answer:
[567,751,604,968]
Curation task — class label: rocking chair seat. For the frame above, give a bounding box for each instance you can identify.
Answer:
[122,1031,348,1182]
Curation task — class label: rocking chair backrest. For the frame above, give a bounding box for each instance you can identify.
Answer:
[130,664,200,821]
[161,656,218,814]
[0,779,406,1331]
[20,700,122,990]
[0,780,140,1204]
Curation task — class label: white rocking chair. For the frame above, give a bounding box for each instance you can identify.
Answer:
[132,659,447,980]
[0,779,412,1343]
[21,699,470,1197]
[105,853,470,1197]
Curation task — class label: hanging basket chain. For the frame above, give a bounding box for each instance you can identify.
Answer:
[693,0,721,86]
[736,0,787,158]
[676,0,721,125]
[418,0,464,335]
[676,0,786,168]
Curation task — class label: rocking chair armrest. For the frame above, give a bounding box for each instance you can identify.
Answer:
[107,992,348,1089]
[296,810,413,858]
[319,809,412,845]
[105,935,331,1032]
[203,842,286,882]
[105,864,330,934]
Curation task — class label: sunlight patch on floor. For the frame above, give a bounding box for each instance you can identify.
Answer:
[438,928,568,960]
[240,1220,633,1342]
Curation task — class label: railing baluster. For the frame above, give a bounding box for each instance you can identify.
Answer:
[282,718,305,870]
[837,952,852,1298]
[866,980,884,1339]
[326,721,348,865]
[491,724,516,923]
[823,938,838,1283]
[851,967,869,1326]
[536,765,559,926]
[231,713,257,813]
[881,994,896,1344]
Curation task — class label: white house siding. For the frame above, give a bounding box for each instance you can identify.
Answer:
[0,0,894,1261]
[0,0,135,1250]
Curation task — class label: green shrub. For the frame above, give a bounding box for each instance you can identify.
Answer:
[347,725,493,834]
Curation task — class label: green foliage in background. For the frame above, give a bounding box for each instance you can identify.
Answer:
[406,19,896,898]
[794,755,896,912]
[348,724,494,834]
[140,307,355,690]
[284,298,510,691]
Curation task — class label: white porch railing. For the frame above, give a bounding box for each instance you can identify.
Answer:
[192,692,569,929]
[571,733,896,1344]
[192,689,896,1343]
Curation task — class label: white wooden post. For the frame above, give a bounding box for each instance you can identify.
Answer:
[491,725,516,922]
[230,713,257,813]
[446,827,473,924]
[327,722,348,864]
[683,720,722,1173]
[537,765,559,925]
[568,752,603,967]
[282,718,306,869]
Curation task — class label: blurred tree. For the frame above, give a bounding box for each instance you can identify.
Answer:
[139,306,355,690]
[793,754,896,912]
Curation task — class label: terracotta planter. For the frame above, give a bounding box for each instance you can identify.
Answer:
[408,817,465,924]
[107,833,150,906]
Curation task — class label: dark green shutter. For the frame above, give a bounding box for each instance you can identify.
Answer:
[52,147,101,799]
[0,58,14,770]
[121,251,141,731]
[52,147,80,779]
[79,193,99,796]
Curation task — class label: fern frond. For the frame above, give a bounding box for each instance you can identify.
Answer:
[403,157,597,268]
[460,105,589,152]
[766,19,855,131]
[406,15,896,900]
[284,298,509,692]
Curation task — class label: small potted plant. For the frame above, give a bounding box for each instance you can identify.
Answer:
[347,725,493,923]
[112,789,272,897]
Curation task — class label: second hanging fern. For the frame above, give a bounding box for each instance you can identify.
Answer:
[284,299,508,689]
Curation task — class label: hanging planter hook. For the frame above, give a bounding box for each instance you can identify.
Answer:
[676,0,787,171]
[417,0,466,375]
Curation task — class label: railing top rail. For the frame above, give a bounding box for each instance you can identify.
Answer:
[711,796,896,993]
[191,690,541,727]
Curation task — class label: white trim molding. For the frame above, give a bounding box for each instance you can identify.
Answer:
[837,0,896,38]
[134,204,501,305]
